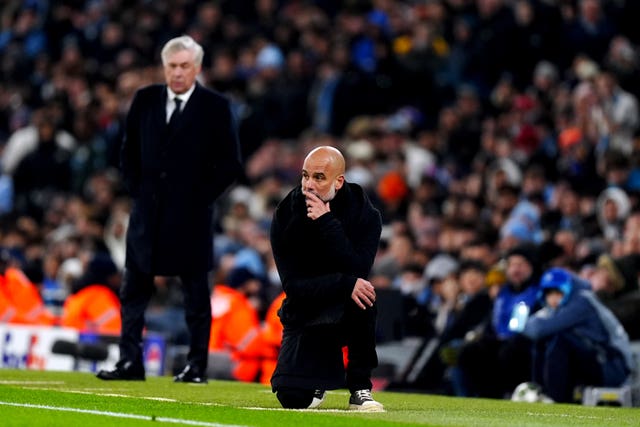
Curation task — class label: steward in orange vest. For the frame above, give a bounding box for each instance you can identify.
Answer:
[209,267,261,382]
[60,253,122,335]
[0,285,19,323]
[242,291,285,385]
[0,249,56,325]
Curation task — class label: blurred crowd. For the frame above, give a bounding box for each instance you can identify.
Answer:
[1,0,640,394]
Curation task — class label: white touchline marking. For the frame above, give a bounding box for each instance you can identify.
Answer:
[524,412,610,421]
[0,401,249,427]
[241,407,363,413]
[0,381,65,385]
[19,387,178,402]
[10,385,382,414]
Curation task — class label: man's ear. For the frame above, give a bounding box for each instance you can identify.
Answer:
[335,174,345,190]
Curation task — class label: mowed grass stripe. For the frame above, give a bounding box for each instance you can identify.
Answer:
[0,369,639,427]
[0,401,248,427]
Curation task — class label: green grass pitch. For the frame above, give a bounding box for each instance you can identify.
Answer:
[0,369,638,426]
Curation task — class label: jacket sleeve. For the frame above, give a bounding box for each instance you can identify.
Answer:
[313,207,381,278]
[205,97,242,204]
[120,91,142,197]
[270,211,356,303]
[522,297,593,340]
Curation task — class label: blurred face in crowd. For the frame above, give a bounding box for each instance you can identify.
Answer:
[439,275,460,304]
[590,267,613,293]
[544,289,563,309]
[460,243,496,267]
[554,230,577,258]
[398,269,425,296]
[602,198,619,223]
[163,48,200,94]
[623,213,640,254]
[506,254,533,288]
[558,189,579,216]
[301,147,345,202]
[37,121,55,142]
[459,268,486,296]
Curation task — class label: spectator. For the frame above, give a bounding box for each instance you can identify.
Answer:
[239,291,286,386]
[605,36,640,101]
[60,252,121,335]
[11,111,73,220]
[521,267,633,403]
[457,243,541,398]
[590,253,640,339]
[2,107,75,176]
[412,259,494,394]
[393,262,432,338]
[594,70,639,154]
[563,0,617,66]
[0,247,56,325]
[208,267,262,382]
[595,186,630,242]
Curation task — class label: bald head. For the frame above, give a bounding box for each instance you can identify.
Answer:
[305,146,346,175]
[302,146,346,202]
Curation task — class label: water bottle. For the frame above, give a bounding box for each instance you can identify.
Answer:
[508,302,530,333]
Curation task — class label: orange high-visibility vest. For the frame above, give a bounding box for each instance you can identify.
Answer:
[0,267,56,325]
[237,291,285,384]
[209,284,261,382]
[0,286,19,323]
[60,284,121,335]
[258,292,284,384]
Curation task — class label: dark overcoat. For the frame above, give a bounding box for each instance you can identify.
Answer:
[121,83,241,276]
[270,182,382,390]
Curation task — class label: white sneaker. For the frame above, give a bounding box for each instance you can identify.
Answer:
[307,389,326,409]
[511,382,554,403]
[538,393,554,404]
[349,389,384,412]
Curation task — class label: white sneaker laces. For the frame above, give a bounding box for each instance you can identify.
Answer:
[354,389,373,401]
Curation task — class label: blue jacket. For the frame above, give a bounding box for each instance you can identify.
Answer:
[493,281,539,340]
[523,275,634,374]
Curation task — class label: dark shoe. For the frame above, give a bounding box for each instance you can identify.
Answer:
[96,360,145,381]
[349,389,384,412]
[173,365,208,384]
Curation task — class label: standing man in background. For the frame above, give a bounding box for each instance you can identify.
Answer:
[97,35,242,383]
[270,146,384,411]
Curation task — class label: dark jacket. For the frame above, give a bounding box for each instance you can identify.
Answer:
[440,290,493,345]
[270,182,381,389]
[121,83,241,275]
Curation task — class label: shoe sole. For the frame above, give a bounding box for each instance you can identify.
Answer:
[307,397,325,409]
[96,374,145,381]
[349,403,385,412]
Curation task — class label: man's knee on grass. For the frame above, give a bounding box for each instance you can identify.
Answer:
[275,387,315,409]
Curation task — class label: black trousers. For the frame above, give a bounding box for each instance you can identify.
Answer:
[343,301,378,392]
[275,302,378,409]
[119,265,211,373]
[457,334,532,398]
